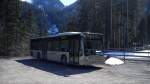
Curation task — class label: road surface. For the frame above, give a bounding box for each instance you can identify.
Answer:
[0,56,149,84]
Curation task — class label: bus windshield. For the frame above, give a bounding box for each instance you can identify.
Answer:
[84,34,103,56]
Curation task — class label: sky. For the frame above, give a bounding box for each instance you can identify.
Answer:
[60,0,77,6]
[20,0,32,3]
[20,0,77,6]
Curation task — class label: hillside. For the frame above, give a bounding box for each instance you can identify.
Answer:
[21,0,79,32]
[32,0,64,10]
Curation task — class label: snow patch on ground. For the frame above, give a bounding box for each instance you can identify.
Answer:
[105,57,124,65]
[105,50,150,57]
[104,50,150,61]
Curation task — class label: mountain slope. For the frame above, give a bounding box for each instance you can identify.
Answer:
[32,0,64,10]
[21,0,79,32]
[64,1,79,17]
[21,2,49,36]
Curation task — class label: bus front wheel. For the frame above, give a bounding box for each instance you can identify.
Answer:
[61,55,67,65]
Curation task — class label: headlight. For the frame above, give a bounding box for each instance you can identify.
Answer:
[96,51,103,55]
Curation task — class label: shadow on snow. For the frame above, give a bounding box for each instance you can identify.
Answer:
[16,59,102,77]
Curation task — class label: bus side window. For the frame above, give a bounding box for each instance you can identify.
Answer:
[53,40,60,51]
[60,40,69,52]
[74,39,80,55]
[36,41,40,50]
[51,41,56,51]
[48,41,52,51]
[61,48,65,52]
[48,40,60,51]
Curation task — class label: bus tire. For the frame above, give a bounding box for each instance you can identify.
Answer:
[61,55,67,65]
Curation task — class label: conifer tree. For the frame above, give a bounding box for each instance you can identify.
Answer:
[67,16,78,32]
[5,0,22,55]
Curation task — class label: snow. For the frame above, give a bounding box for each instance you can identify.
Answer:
[48,25,59,35]
[136,50,150,52]
[105,57,124,65]
[105,50,150,57]
[104,50,150,61]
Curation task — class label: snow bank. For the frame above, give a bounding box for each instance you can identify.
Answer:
[105,51,150,57]
[105,57,124,65]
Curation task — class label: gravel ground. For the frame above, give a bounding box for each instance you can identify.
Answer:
[0,56,150,84]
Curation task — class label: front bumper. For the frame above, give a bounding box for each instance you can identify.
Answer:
[79,55,106,66]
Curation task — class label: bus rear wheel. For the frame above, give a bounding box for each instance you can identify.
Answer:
[61,55,67,65]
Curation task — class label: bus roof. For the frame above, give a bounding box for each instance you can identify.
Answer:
[32,32,104,40]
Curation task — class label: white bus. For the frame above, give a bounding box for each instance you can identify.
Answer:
[31,32,106,66]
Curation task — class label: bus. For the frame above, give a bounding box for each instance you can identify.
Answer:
[31,32,106,66]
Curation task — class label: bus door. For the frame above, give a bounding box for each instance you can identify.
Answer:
[69,39,79,64]
[41,40,47,59]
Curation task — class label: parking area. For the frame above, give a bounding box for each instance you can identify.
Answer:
[0,56,150,84]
